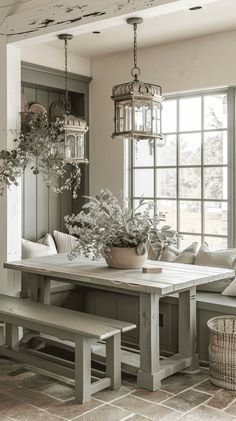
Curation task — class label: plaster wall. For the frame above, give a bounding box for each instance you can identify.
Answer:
[89,29,236,196]
[21,44,91,77]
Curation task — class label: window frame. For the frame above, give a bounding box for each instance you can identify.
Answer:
[127,87,233,249]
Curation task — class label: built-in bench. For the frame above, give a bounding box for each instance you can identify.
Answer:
[0,294,136,403]
[159,291,236,362]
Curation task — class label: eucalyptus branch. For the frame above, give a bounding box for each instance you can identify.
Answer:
[0,112,82,198]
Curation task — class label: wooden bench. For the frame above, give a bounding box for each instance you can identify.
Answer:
[0,294,136,403]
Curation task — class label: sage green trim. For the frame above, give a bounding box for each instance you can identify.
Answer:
[22,61,92,83]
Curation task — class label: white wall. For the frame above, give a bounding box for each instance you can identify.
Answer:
[89,29,236,196]
[21,43,91,77]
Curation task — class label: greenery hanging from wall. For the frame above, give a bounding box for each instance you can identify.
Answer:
[0,112,82,198]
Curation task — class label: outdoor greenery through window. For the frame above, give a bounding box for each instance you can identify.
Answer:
[128,91,228,250]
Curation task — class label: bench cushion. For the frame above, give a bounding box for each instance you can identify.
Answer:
[197,291,236,314]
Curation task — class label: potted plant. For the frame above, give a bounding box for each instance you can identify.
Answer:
[65,190,176,269]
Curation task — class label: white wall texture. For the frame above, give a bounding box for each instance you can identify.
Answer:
[21,43,91,76]
[89,29,236,196]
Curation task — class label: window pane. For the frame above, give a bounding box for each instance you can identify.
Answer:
[204,131,227,165]
[179,133,201,165]
[179,168,201,199]
[156,135,176,166]
[156,200,177,230]
[179,234,201,250]
[133,140,154,167]
[204,167,227,200]
[156,168,177,198]
[204,94,227,130]
[162,99,177,133]
[204,236,228,250]
[179,97,201,132]
[204,201,227,236]
[134,169,154,197]
[133,199,154,216]
[179,201,201,233]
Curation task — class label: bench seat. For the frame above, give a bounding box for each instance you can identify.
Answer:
[0,294,136,403]
[197,292,236,314]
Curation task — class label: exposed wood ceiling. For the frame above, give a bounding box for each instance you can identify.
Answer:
[0,0,222,45]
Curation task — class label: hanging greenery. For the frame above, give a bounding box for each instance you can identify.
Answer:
[0,112,81,198]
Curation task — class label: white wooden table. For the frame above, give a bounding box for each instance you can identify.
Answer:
[4,254,234,391]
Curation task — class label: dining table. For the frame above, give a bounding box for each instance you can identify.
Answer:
[4,254,234,391]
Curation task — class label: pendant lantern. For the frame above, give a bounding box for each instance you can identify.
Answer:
[111,18,165,145]
[58,34,89,162]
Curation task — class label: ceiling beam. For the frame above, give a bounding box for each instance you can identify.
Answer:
[4,0,222,45]
[0,0,26,29]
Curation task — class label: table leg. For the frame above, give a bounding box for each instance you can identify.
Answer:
[137,292,161,391]
[178,287,199,371]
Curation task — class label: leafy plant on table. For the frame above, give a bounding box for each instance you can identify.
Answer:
[65,189,177,261]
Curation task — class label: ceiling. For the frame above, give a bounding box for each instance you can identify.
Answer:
[47,0,236,58]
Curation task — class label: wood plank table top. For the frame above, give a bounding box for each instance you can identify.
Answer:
[4,254,235,296]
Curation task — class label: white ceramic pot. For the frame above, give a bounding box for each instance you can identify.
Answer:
[105,246,147,269]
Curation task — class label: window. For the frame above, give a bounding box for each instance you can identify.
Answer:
[128,91,229,249]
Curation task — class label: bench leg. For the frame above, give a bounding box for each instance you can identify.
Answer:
[106,332,121,390]
[75,334,92,404]
[5,323,19,350]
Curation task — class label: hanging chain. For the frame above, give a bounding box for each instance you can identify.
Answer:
[131,22,141,81]
[64,37,71,115]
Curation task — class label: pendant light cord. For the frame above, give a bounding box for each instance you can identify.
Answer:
[64,37,71,115]
[131,23,141,81]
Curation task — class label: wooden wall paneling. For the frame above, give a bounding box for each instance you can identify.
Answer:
[117,294,139,342]
[94,291,117,319]
[22,85,37,240]
[36,87,49,109]
[48,90,61,234]
[159,301,175,354]
[23,166,37,240]
[60,170,73,232]
[36,88,49,237]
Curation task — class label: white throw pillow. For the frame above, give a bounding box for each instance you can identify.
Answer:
[160,242,198,264]
[195,242,235,292]
[53,230,77,253]
[37,233,57,254]
[22,236,57,259]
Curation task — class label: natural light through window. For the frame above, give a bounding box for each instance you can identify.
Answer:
[129,91,228,250]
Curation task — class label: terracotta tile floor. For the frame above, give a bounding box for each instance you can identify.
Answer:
[0,357,236,421]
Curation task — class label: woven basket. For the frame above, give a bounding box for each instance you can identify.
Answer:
[208,316,236,390]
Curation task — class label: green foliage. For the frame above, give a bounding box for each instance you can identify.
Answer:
[0,112,81,198]
[65,189,177,260]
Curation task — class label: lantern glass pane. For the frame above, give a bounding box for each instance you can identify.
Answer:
[76,133,85,160]
[116,100,132,133]
[134,100,152,133]
[153,103,161,134]
[65,134,75,159]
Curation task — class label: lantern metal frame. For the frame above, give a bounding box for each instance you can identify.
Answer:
[58,33,89,163]
[111,17,165,143]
